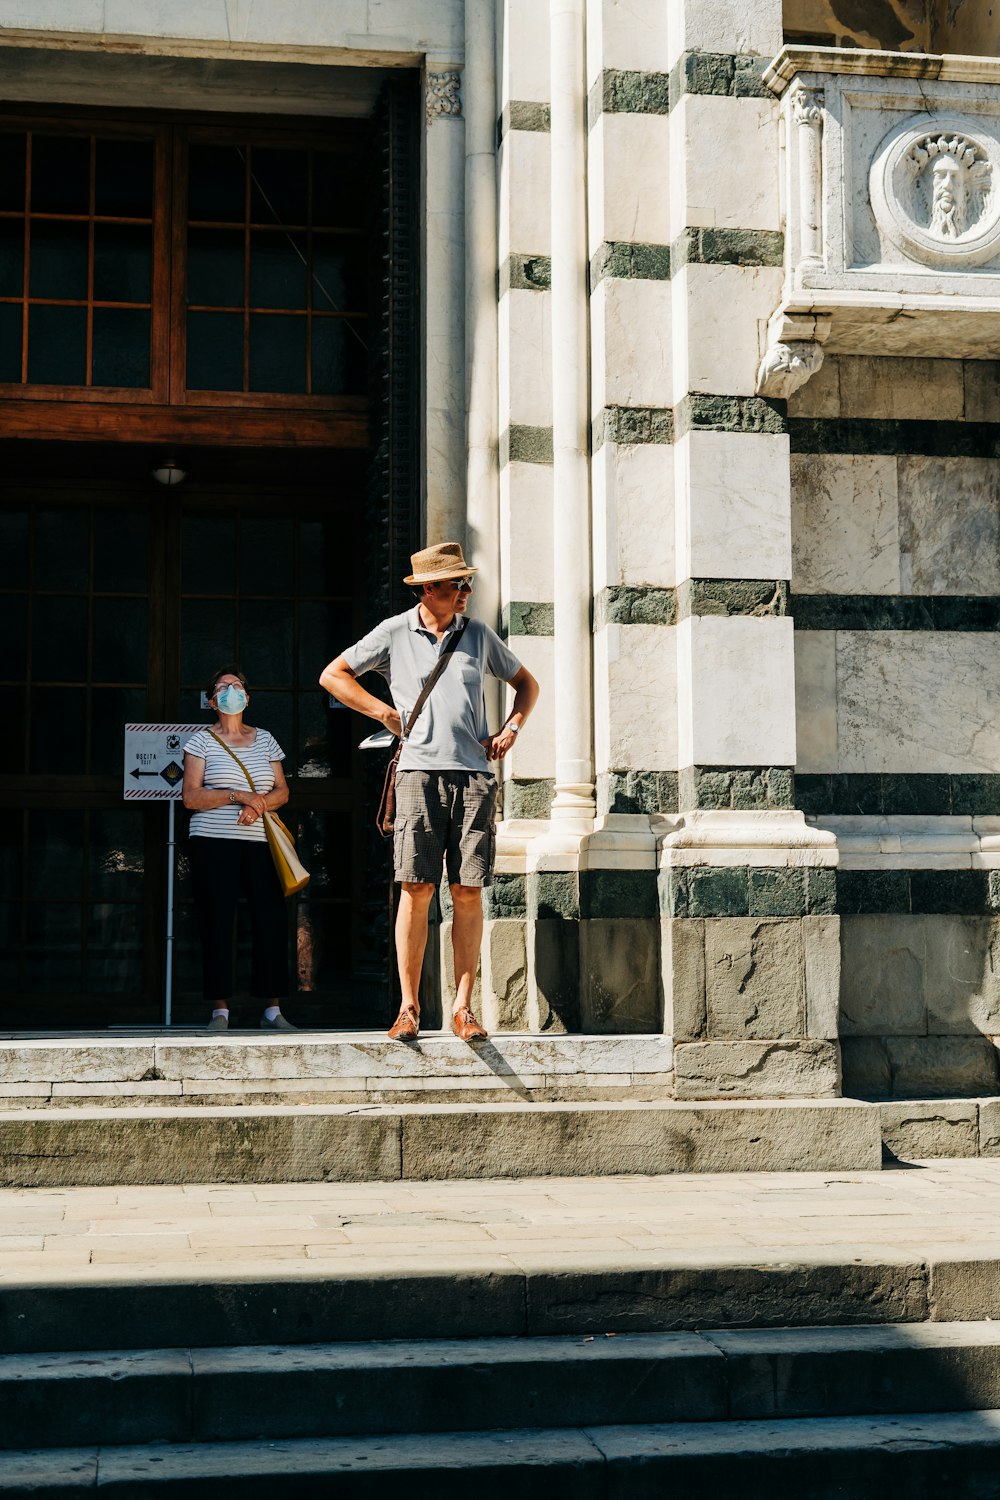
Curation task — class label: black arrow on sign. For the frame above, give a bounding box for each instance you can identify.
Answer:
[130,769,161,779]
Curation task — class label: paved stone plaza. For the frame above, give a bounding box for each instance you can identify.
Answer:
[2,1160,1000,1284]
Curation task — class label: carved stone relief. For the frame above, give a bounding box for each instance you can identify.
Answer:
[870,113,1000,267]
[426,70,462,122]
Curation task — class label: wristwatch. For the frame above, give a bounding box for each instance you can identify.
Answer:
[507,722,520,735]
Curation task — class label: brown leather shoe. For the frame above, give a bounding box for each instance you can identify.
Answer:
[452,1007,488,1041]
[388,1007,419,1040]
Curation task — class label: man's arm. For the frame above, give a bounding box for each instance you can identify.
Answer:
[319,656,403,738]
[484,665,539,762]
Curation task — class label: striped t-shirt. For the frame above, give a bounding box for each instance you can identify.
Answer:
[183,728,284,843]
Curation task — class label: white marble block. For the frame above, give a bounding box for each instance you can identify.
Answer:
[677,615,797,767]
[502,0,551,104]
[588,114,672,248]
[897,456,1000,596]
[676,431,791,581]
[591,276,674,414]
[796,632,1000,776]
[670,95,781,232]
[671,263,783,398]
[667,0,782,65]
[587,0,670,78]
[593,441,675,592]
[595,621,678,775]
[504,633,554,779]
[501,461,554,604]
[499,129,551,261]
[500,286,553,428]
[791,453,901,596]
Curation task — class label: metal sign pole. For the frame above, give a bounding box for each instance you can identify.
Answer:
[165,798,176,1027]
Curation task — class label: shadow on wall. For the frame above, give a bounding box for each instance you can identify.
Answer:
[784,0,1000,56]
[840,905,1000,1106]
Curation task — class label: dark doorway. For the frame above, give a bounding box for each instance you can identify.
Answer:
[0,78,420,1030]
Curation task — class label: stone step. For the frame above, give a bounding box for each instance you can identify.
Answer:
[0,1096,880,1186]
[0,1033,676,1107]
[5,1249,987,1355]
[7,1410,1000,1496]
[5,1322,1000,1451]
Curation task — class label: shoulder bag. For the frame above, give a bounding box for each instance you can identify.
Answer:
[377,623,464,837]
[207,732,310,898]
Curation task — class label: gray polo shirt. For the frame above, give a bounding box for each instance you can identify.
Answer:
[341,608,522,773]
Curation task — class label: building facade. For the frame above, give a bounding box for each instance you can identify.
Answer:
[1,0,999,1109]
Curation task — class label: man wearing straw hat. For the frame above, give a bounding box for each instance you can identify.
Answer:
[320,542,539,1041]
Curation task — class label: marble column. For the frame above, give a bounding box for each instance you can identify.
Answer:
[548,0,595,831]
[424,61,467,545]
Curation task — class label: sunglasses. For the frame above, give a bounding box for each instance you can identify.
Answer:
[439,577,473,592]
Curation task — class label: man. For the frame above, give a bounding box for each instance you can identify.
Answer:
[320,542,539,1040]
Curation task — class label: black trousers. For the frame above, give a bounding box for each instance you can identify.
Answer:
[189,836,289,1002]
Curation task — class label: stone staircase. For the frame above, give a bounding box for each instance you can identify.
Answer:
[3,1254,1000,1493]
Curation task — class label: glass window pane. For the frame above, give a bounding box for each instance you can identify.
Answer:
[240,517,294,597]
[250,147,308,226]
[187,228,243,307]
[182,514,235,595]
[312,151,366,228]
[0,303,22,382]
[29,219,88,300]
[312,316,366,396]
[31,134,91,216]
[0,218,24,297]
[0,132,26,212]
[27,305,87,386]
[295,899,352,990]
[0,510,27,585]
[186,311,243,391]
[239,599,293,684]
[86,903,143,994]
[93,224,151,302]
[32,596,88,682]
[0,687,26,771]
[298,599,351,682]
[35,508,88,591]
[188,144,245,222]
[94,509,147,593]
[250,231,306,309]
[89,809,145,900]
[26,810,85,899]
[249,312,306,394]
[0,814,21,897]
[299,812,353,898]
[92,597,147,682]
[25,903,82,993]
[0,594,27,679]
[297,690,352,781]
[244,689,292,760]
[90,687,146,775]
[313,236,367,313]
[298,518,342,596]
[0,902,20,991]
[30,688,86,773]
[181,599,236,686]
[94,138,153,218]
[92,307,150,388]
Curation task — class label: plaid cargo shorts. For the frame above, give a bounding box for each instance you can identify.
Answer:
[393,770,498,887]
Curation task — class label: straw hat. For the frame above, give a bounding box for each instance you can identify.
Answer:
[404,541,478,585]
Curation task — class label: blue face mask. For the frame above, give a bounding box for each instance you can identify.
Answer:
[216,683,247,714]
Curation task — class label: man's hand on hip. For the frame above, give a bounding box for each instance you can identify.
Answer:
[482,726,518,761]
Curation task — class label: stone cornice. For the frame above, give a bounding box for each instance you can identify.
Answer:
[764,45,1000,95]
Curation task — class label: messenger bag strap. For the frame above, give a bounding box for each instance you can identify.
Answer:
[401,618,465,740]
[208,731,258,794]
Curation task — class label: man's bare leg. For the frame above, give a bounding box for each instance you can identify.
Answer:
[391,881,435,1034]
[450,883,487,1037]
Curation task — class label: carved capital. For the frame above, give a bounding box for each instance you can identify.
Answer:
[791,83,824,129]
[755,340,825,400]
[426,70,462,122]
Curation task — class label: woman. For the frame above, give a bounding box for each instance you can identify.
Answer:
[182,666,296,1032]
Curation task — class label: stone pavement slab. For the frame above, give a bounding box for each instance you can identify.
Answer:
[1,1159,1000,1286]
